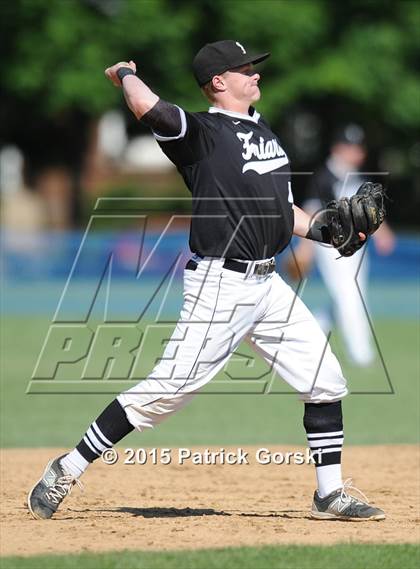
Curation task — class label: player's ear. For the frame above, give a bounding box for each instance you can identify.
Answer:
[212,74,227,93]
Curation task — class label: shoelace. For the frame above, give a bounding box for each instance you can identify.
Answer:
[339,477,369,506]
[45,475,83,504]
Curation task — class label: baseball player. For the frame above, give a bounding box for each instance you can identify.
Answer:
[287,126,395,366]
[28,41,386,521]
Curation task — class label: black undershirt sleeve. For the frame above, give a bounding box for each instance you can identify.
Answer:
[140,99,182,138]
[305,219,331,244]
[303,176,332,244]
[140,99,215,167]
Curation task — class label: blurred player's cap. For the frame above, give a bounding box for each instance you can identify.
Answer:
[332,124,366,146]
[192,40,270,86]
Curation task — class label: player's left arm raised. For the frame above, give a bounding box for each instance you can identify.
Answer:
[292,182,387,257]
[104,60,185,138]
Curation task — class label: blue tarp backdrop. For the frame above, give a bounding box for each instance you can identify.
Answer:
[2,230,419,319]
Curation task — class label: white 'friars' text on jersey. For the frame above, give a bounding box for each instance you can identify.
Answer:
[153,106,294,260]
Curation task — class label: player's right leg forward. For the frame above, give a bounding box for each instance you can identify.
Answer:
[27,399,135,519]
[28,259,253,519]
[27,454,83,520]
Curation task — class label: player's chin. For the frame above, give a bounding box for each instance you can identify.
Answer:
[249,87,261,102]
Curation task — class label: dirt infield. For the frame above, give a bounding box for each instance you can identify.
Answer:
[1,445,419,557]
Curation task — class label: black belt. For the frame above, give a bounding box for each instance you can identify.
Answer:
[185,258,275,276]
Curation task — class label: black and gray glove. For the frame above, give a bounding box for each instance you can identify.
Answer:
[325,182,387,257]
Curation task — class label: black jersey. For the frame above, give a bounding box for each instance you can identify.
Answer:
[153,106,294,261]
[305,164,337,206]
[305,159,365,208]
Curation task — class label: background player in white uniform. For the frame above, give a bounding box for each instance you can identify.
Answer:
[27,41,386,522]
[288,126,395,366]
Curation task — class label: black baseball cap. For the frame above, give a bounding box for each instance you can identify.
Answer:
[332,124,366,146]
[192,40,270,86]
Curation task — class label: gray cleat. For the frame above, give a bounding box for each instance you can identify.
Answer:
[27,454,82,520]
[311,478,386,521]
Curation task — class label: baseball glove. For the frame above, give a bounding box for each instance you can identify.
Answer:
[326,182,386,257]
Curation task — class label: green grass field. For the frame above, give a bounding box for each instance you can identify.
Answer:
[1,317,418,448]
[2,545,419,569]
[2,316,419,568]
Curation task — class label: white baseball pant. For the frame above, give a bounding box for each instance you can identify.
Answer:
[118,256,348,431]
[314,244,374,366]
